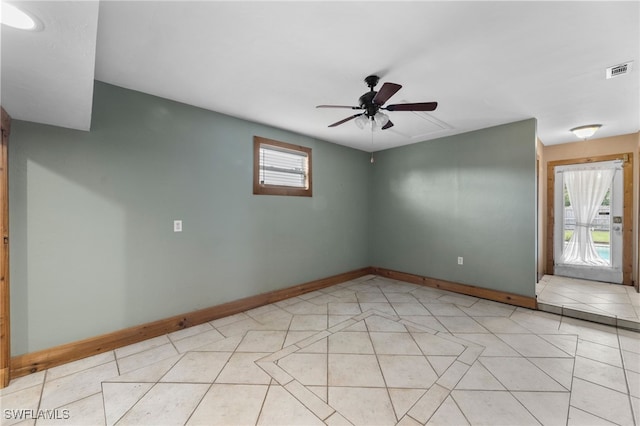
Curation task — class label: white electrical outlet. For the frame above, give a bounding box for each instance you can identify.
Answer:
[173,220,182,232]
[457,257,463,265]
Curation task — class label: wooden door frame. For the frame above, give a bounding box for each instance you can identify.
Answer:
[546,153,634,285]
[1,107,11,388]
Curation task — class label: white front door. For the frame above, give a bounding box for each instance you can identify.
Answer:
[553,160,624,284]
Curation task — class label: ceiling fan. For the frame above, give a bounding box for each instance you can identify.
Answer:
[317,75,438,130]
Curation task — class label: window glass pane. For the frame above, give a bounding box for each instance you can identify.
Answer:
[259,146,307,188]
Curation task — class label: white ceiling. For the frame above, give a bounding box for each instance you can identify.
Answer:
[2,1,639,152]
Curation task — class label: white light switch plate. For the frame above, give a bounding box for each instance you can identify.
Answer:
[174,220,182,232]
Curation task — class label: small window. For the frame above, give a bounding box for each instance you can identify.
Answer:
[253,136,312,197]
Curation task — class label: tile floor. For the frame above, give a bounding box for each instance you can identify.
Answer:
[537,275,640,330]
[1,275,639,425]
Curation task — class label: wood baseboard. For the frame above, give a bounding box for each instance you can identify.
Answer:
[373,267,538,310]
[10,267,373,380]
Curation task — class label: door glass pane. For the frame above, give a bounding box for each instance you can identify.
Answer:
[562,184,611,266]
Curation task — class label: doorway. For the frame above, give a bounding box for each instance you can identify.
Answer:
[546,153,634,286]
[553,160,623,283]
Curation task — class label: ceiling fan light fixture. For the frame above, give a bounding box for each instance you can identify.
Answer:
[570,124,602,140]
[374,112,389,128]
[354,114,368,129]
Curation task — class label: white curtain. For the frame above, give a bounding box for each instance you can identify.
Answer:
[561,168,615,266]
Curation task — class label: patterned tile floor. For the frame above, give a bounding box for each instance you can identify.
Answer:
[537,275,640,330]
[1,275,639,425]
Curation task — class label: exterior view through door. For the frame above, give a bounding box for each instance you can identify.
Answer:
[553,160,624,283]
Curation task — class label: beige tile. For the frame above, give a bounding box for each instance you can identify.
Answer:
[36,392,106,426]
[324,412,353,426]
[281,300,328,315]
[209,312,249,327]
[422,303,467,316]
[365,316,405,332]
[480,357,566,391]
[455,361,505,390]
[114,335,170,359]
[0,385,43,426]
[497,333,573,358]
[473,317,530,333]
[40,362,118,410]
[356,292,388,303]
[236,330,286,353]
[117,383,209,425]
[160,351,231,383]
[567,406,618,425]
[0,371,45,397]
[283,330,317,347]
[435,361,469,390]
[427,395,470,426]
[285,380,335,420]
[328,354,385,387]
[359,302,397,316]
[289,314,328,331]
[512,392,569,426]
[278,353,327,386]
[427,356,457,377]
[194,334,243,352]
[437,317,488,333]
[407,384,450,423]
[167,323,213,342]
[528,357,575,390]
[117,343,179,374]
[256,361,294,385]
[453,333,518,357]
[391,302,431,316]
[257,385,324,425]
[623,350,640,373]
[573,356,628,393]
[215,317,264,337]
[378,355,437,388]
[105,354,181,383]
[328,302,361,315]
[401,316,448,332]
[576,339,623,367]
[102,382,154,425]
[452,390,539,425]
[186,384,268,425]
[370,332,421,355]
[570,377,634,425]
[328,387,397,426]
[388,388,426,419]
[172,329,226,353]
[215,352,272,384]
[538,334,578,356]
[411,333,466,356]
[46,351,115,381]
[328,331,374,354]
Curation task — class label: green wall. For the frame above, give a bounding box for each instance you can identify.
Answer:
[369,119,537,297]
[9,82,371,355]
[9,82,537,356]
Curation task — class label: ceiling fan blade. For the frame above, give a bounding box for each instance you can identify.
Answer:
[381,120,394,130]
[316,105,362,110]
[385,102,438,112]
[328,114,362,127]
[373,82,402,106]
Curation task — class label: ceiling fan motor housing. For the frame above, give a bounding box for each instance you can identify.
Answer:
[359,91,380,118]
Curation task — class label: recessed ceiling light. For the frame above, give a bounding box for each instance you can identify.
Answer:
[1,2,42,31]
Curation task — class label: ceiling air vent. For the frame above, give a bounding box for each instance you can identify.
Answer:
[606,61,633,79]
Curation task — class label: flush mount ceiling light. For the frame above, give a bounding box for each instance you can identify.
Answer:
[1,2,42,31]
[570,124,602,140]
